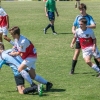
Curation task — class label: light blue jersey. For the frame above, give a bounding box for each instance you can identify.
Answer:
[0,49,23,76]
[73,14,96,28]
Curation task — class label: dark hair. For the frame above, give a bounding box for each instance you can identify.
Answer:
[79,18,87,25]
[78,3,87,10]
[9,26,20,36]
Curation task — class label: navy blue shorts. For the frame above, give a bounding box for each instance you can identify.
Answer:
[14,74,25,86]
[75,41,81,49]
[48,11,55,21]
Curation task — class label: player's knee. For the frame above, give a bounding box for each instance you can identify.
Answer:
[30,74,36,79]
[85,61,91,65]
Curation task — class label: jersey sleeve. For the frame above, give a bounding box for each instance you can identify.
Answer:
[89,16,96,25]
[73,16,79,27]
[0,8,7,16]
[18,39,27,52]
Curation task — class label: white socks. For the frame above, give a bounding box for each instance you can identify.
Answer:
[92,64,100,73]
[34,74,47,84]
[20,70,33,85]
[20,70,48,85]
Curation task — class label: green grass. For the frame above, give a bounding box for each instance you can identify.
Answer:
[0,1,100,100]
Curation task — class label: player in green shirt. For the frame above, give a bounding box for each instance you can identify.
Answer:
[44,0,59,35]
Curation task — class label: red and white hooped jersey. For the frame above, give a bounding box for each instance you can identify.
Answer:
[14,35,37,59]
[75,28,96,49]
[0,7,8,27]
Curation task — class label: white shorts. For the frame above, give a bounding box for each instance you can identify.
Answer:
[82,46,100,58]
[22,57,37,69]
[0,26,8,35]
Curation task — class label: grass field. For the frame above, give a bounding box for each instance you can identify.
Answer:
[0,1,100,100]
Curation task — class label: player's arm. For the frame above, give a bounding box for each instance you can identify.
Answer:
[55,7,59,17]
[44,7,47,16]
[70,37,76,49]
[86,24,96,29]
[72,26,76,35]
[91,30,96,52]
[87,17,96,29]
[45,1,48,17]
[9,51,21,56]
[6,15,9,29]
[92,38,96,52]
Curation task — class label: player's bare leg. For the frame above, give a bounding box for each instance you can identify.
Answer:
[84,56,100,77]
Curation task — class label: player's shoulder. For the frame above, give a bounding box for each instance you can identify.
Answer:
[75,15,82,19]
[87,28,93,32]
[20,35,26,42]
[86,14,92,17]
[86,14,93,19]
[76,28,82,31]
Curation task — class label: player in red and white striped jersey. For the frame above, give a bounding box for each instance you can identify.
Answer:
[9,26,53,91]
[0,7,9,42]
[0,6,14,45]
[70,18,100,76]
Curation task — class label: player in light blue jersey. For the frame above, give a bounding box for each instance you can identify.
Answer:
[0,48,37,87]
[0,43,43,95]
[70,3,99,74]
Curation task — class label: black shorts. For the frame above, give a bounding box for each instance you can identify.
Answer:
[14,74,25,86]
[75,41,81,49]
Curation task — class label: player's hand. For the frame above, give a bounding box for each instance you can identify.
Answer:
[70,43,74,49]
[92,46,96,52]
[72,31,76,35]
[46,13,48,17]
[57,13,59,17]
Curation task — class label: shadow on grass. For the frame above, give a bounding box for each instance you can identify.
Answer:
[72,72,95,75]
[6,89,66,97]
[71,72,97,77]
[44,88,66,92]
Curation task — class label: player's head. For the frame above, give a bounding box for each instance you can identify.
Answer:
[9,26,20,39]
[0,42,5,50]
[78,3,87,11]
[78,3,87,15]
[79,18,87,25]
[79,18,87,30]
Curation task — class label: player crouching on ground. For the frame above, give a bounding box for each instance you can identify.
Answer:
[70,18,100,76]
[0,42,43,95]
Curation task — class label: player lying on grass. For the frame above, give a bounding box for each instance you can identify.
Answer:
[70,18,100,76]
[0,43,43,95]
